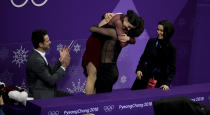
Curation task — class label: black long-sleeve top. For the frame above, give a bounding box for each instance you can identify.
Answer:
[136,38,176,86]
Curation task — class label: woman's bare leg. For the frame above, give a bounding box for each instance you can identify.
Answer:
[85,62,97,95]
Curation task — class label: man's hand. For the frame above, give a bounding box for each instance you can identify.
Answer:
[136,71,143,80]
[160,85,170,90]
[60,46,71,69]
[59,46,69,62]
[59,47,65,62]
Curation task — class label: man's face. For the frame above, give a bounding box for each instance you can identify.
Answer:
[40,34,51,51]
[157,24,164,39]
[123,17,135,33]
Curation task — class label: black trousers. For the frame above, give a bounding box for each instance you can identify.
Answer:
[131,77,149,90]
[95,63,118,93]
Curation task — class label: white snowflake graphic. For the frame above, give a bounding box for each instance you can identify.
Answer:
[120,75,127,84]
[12,46,28,68]
[56,43,63,52]
[73,43,81,53]
[66,79,86,94]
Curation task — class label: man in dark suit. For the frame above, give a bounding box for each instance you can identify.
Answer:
[26,29,70,99]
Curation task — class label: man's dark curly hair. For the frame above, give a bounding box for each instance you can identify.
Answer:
[126,10,144,37]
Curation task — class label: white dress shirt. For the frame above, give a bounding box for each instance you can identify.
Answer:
[35,49,48,65]
[34,49,65,71]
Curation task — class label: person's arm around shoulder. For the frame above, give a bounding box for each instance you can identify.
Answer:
[89,26,117,39]
[98,13,122,27]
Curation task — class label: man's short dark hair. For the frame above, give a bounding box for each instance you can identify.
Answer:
[126,10,144,37]
[31,29,48,49]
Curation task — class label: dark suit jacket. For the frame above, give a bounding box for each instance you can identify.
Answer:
[26,50,65,99]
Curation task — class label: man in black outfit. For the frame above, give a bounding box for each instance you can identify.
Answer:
[132,20,176,90]
[88,26,123,93]
[88,11,144,93]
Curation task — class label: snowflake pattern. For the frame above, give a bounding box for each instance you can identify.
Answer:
[73,43,81,53]
[120,75,127,84]
[56,43,63,52]
[66,79,86,94]
[12,46,28,68]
